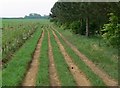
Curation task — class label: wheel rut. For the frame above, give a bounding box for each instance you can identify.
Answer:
[52,30,91,86]
[22,30,44,86]
[47,30,61,86]
[53,28,118,86]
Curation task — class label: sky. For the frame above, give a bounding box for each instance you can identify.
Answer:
[0,0,57,18]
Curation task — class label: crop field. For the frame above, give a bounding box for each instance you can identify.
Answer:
[1,19,118,87]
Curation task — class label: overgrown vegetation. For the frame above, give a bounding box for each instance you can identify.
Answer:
[2,19,39,61]
[2,26,42,86]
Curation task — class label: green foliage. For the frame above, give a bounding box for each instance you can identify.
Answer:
[50,2,120,36]
[102,13,120,48]
[70,21,80,34]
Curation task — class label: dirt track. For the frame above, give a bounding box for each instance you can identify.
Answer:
[52,30,91,86]
[48,30,61,86]
[12,25,117,86]
[22,30,44,86]
[53,28,118,86]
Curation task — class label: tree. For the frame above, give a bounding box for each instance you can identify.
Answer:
[50,2,120,37]
[24,13,41,19]
[24,13,49,19]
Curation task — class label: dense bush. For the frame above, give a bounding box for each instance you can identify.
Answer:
[70,21,80,34]
[102,13,120,48]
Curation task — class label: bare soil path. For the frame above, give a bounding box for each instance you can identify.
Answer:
[47,30,61,86]
[52,30,91,86]
[53,28,118,86]
[22,30,44,86]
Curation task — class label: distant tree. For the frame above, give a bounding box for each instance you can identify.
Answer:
[24,13,41,19]
[24,13,49,19]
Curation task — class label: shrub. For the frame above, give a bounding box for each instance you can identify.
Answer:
[102,13,120,48]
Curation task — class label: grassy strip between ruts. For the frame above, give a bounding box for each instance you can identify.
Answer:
[2,26,42,86]
[54,26,118,81]
[36,29,50,86]
[49,29,77,86]
[53,29,106,87]
[0,70,2,87]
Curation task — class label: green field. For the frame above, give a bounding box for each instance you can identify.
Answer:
[1,19,118,87]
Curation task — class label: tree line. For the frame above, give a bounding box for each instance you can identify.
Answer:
[24,13,49,19]
[50,2,120,48]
